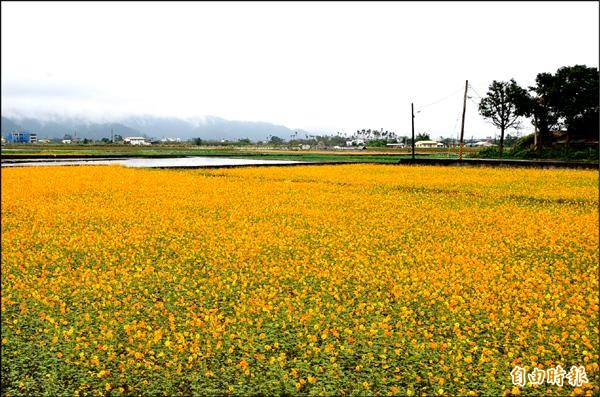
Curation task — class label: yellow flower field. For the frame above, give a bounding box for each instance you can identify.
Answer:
[1,164,598,396]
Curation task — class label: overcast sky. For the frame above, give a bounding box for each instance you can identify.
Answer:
[1,1,598,138]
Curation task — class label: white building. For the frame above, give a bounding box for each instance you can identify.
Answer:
[124,136,150,145]
[415,140,444,148]
[346,139,365,146]
[474,141,496,147]
[334,146,366,150]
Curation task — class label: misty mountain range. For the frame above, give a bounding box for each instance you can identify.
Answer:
[0,115,313,141]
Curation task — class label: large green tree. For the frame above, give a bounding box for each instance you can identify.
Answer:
[533,65,599,144]
[478,79,528,155]
[512,65,598,152]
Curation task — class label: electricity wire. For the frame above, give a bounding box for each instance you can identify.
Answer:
[415,87,463,111]
[467,96,480,106]
[468,85,484,99]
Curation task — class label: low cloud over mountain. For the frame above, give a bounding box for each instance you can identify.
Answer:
[1,114,312,142]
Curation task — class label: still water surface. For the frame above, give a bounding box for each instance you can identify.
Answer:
[2,157,304,168]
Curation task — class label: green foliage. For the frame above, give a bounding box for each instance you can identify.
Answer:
[269,136,285,145]
[473,142,599,161]
[322,135,347,147]
[415,133,430,142]
[513,133,536,150]
[470,147,503,159]
[366,139,389,147]
[192,138,203,146]
[533,65,599,141]
[503,134,520,147]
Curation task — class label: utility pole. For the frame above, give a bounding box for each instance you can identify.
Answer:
[411,102,415,160]
[111,128,114,144]
[459,80,468,160]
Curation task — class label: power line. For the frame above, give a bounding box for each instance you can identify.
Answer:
[453,112,461,133]
[416,87,463,111]
[467,96,480,106]
[468,85,484,99]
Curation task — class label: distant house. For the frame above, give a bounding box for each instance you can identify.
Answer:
[474,141,495,147]
[415,140,444,148]
[124,136,149,145]
[62,139,72,144]
[386,143,406,148]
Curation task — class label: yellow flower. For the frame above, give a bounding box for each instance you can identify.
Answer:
[1,164,597,396]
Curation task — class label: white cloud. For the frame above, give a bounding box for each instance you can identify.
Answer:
[1,1,598,138]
